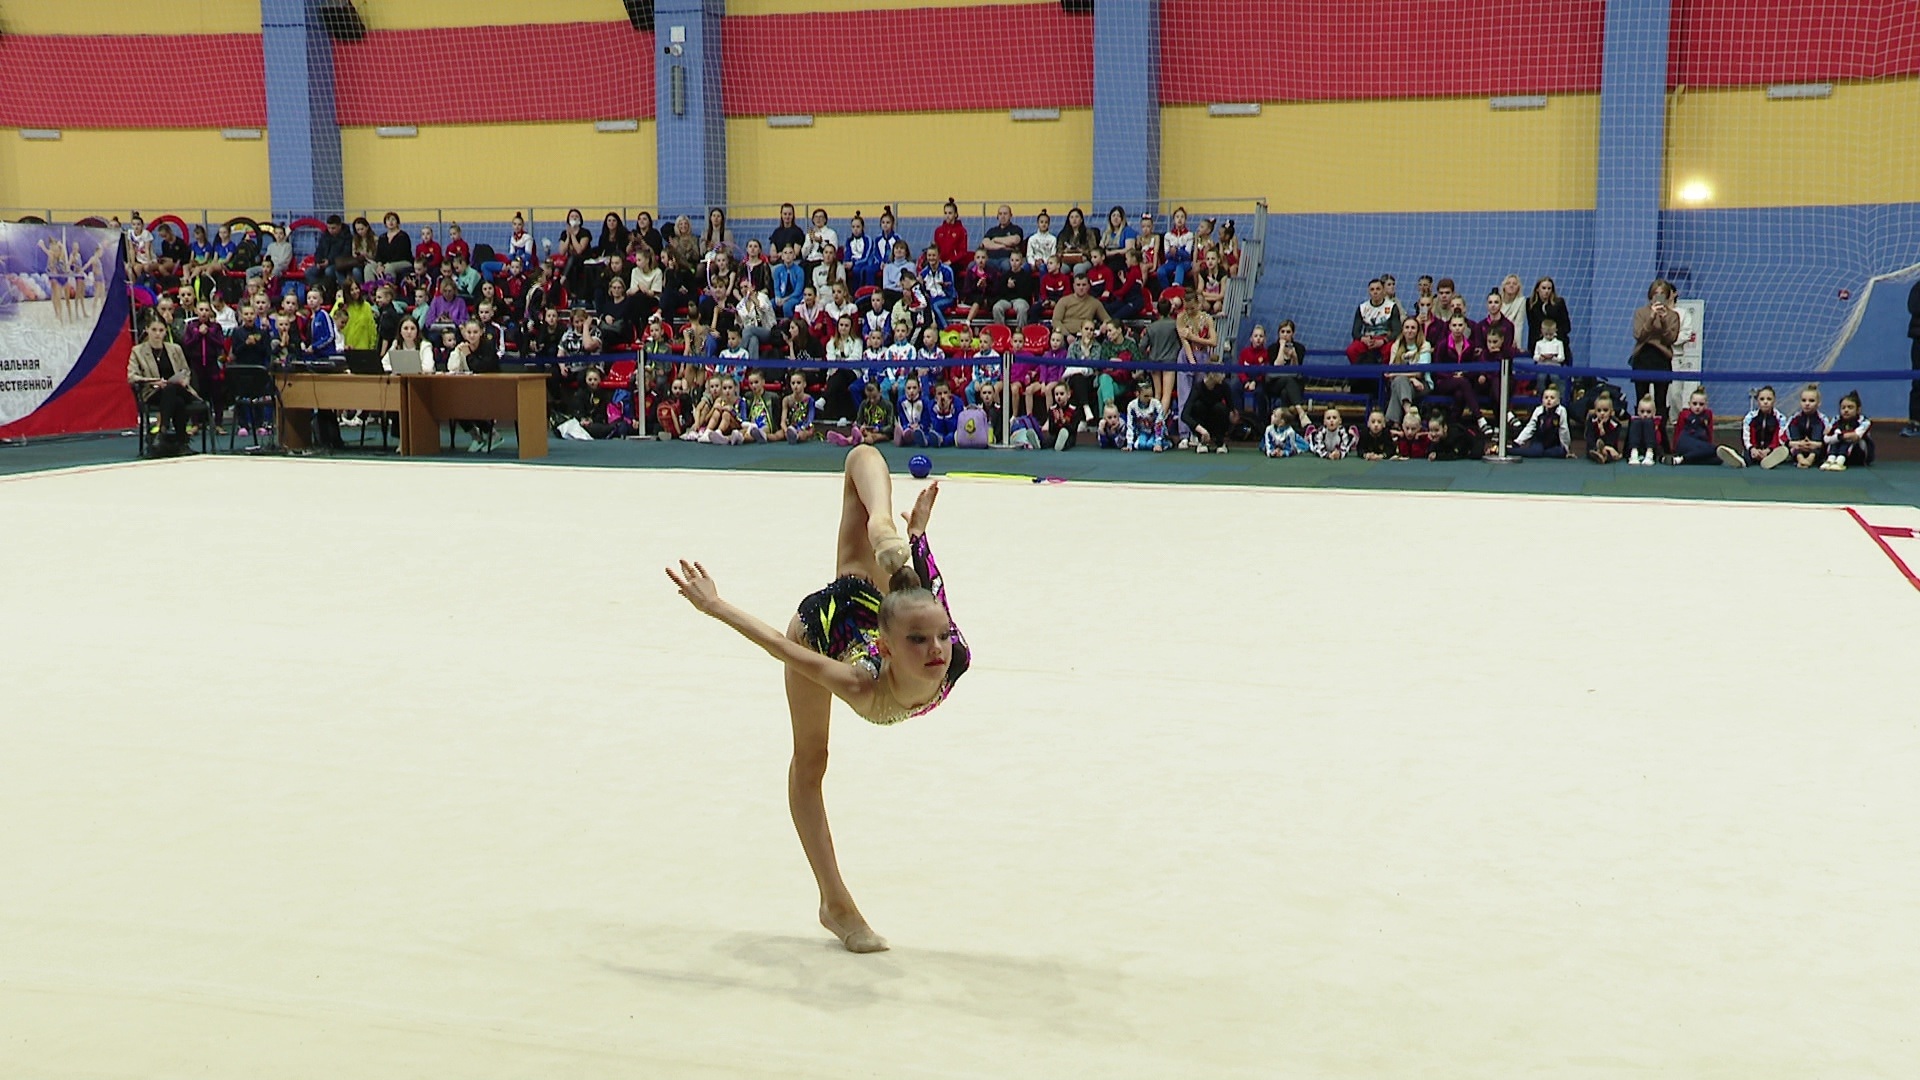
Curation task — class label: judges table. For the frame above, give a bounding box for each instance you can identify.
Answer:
[399,372,549,460]
[275,373,404,451]
[277,372,549,459]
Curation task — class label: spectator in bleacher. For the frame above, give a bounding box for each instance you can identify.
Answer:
[231,295,273,368]
[1525,277,1572,362]
[1424,278,1457,342]
[1346,279,1401,366]
[425,277,467,332]
[559,209,594,297]
[1259,321,1306,416]
[1025,210,1057,271]
[447,253,481,302]
[129,318,197,452]
[1497,274,1528,349]
[125,214,156,276]
[957,247,994,322]
[873,207,904,264]
[366,213,409,282]
[599,213,631,260]
[700,249,738,331]
[771,244,806,317]
[1105,247,1146,321]
[827,315,863,362]
[1218,221,1243,277]
[310,217,363,292]
[881,240,915,307]
[802,208,838,269]
[1037,257,1071,316]
[1056,207,1095,277]
[1195,248,1226,315]
[151,222,188,288]
[1384,316,1432,424]
[1532,318,1568,398]
[934,199,972,273]
[918,246,955,326]
[702,207,735,264]
[633,211,663,257]
[1630,279,1682,425]
[1432,312,1491,431]
[843,213,878,291]
[414,224,443,273]
[658,245,696,323]
[824,281,857,328]
[507,212,536,264]
[769,203,806,256]
[1053,273,1112,337]
[1409,295,1440,344]
[183,224,216,291]
[1161,208,1195,287]
[990,250,1037,327]
[813,242,847,297]
[739,238,773,294]
[1099,206,1135,273]
[444,223,470,266]
[182,300,227,420]
[595,274,641,348]
[333,278,379,374]
[253,222,288,288]
[523,305,562,358]
[735,276,778,358]
[782,313,823,362]
[794,285,829,340]
[561,306,603,359]
[980,204,1023,272]
[629,244,663,310]
[345,217,375,281]
[666,215,699,270]
[1478,292,1517,358]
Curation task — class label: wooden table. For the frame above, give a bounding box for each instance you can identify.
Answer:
[399,373,549,460]
[275,373,405,451]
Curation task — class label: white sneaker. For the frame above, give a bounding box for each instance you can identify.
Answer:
[1717,445,1745,468]
[1216,445,1228,454]
[1195,443,1209,454]
[1762,445,1789,469]
[1176,437,1192,450]
[1628,449,1642,465]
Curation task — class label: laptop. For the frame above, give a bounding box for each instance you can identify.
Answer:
[344,352,386,376]
[387,351,424,375]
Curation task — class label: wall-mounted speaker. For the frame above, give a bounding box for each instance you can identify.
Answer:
[1061,0,1093,13]
[623,0,655,33]
[317,2,366,42]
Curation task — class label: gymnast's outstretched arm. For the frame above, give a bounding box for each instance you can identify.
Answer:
[666,560,870,700]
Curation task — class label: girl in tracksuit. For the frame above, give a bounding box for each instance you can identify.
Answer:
[1512,386,1573,458]
[1785,386,1831,469]
[1823,390,1873,470]
[1669,389,1719,465]
[1740,385,1790,468]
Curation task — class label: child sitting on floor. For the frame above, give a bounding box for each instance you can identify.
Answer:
[1262,406,1311,458]
[1395,404,1430,460]
[1823,389,1873,470]
[854,379,894,445]
[1299,404,1357,460]
[1583,391,1624,463]
[1627,393,1662,465]
[1740,385,1790,469]
[1356,408,1395,460]
[1097,401,1127,449]
[1512,386,1572,458]
[1125,378,1169,452]
[779,371,816,443]
[1785,385,1830,469]
[1670,388,1721,466]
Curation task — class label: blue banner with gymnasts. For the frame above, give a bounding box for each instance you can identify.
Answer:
[0,223,133,439]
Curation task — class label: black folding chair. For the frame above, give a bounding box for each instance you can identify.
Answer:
[222,365,280,452]
[132,384,211,457]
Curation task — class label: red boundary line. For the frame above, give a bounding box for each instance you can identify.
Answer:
[1844,506,1920,592]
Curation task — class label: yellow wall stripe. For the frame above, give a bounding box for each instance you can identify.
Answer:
[357,1,629,30]
[1,129,269,217]
[1161,96,1600,214]
[1665,79,1920,209]
[727,109,1091,213]
[341,122,656,214]
[1,0,259,35]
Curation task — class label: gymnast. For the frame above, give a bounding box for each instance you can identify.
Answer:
[666,445,970,953]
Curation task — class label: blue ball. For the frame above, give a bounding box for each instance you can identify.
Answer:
[908,454,933,479]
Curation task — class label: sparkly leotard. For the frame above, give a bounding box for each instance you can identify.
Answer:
[795,534,969,725]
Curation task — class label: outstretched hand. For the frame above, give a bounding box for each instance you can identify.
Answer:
[901,481,940,538]
[665,559,721,615]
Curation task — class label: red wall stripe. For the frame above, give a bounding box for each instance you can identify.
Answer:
[1160,0,1605,103]
[0,35,264,128]
[721,5,1093,116]
[1669,0,1920,86]
[332,23,654,126]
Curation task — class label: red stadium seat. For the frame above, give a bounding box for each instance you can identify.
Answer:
[1020,324,1051,355]
[602,359,638,390]
[984,323,1014,355]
